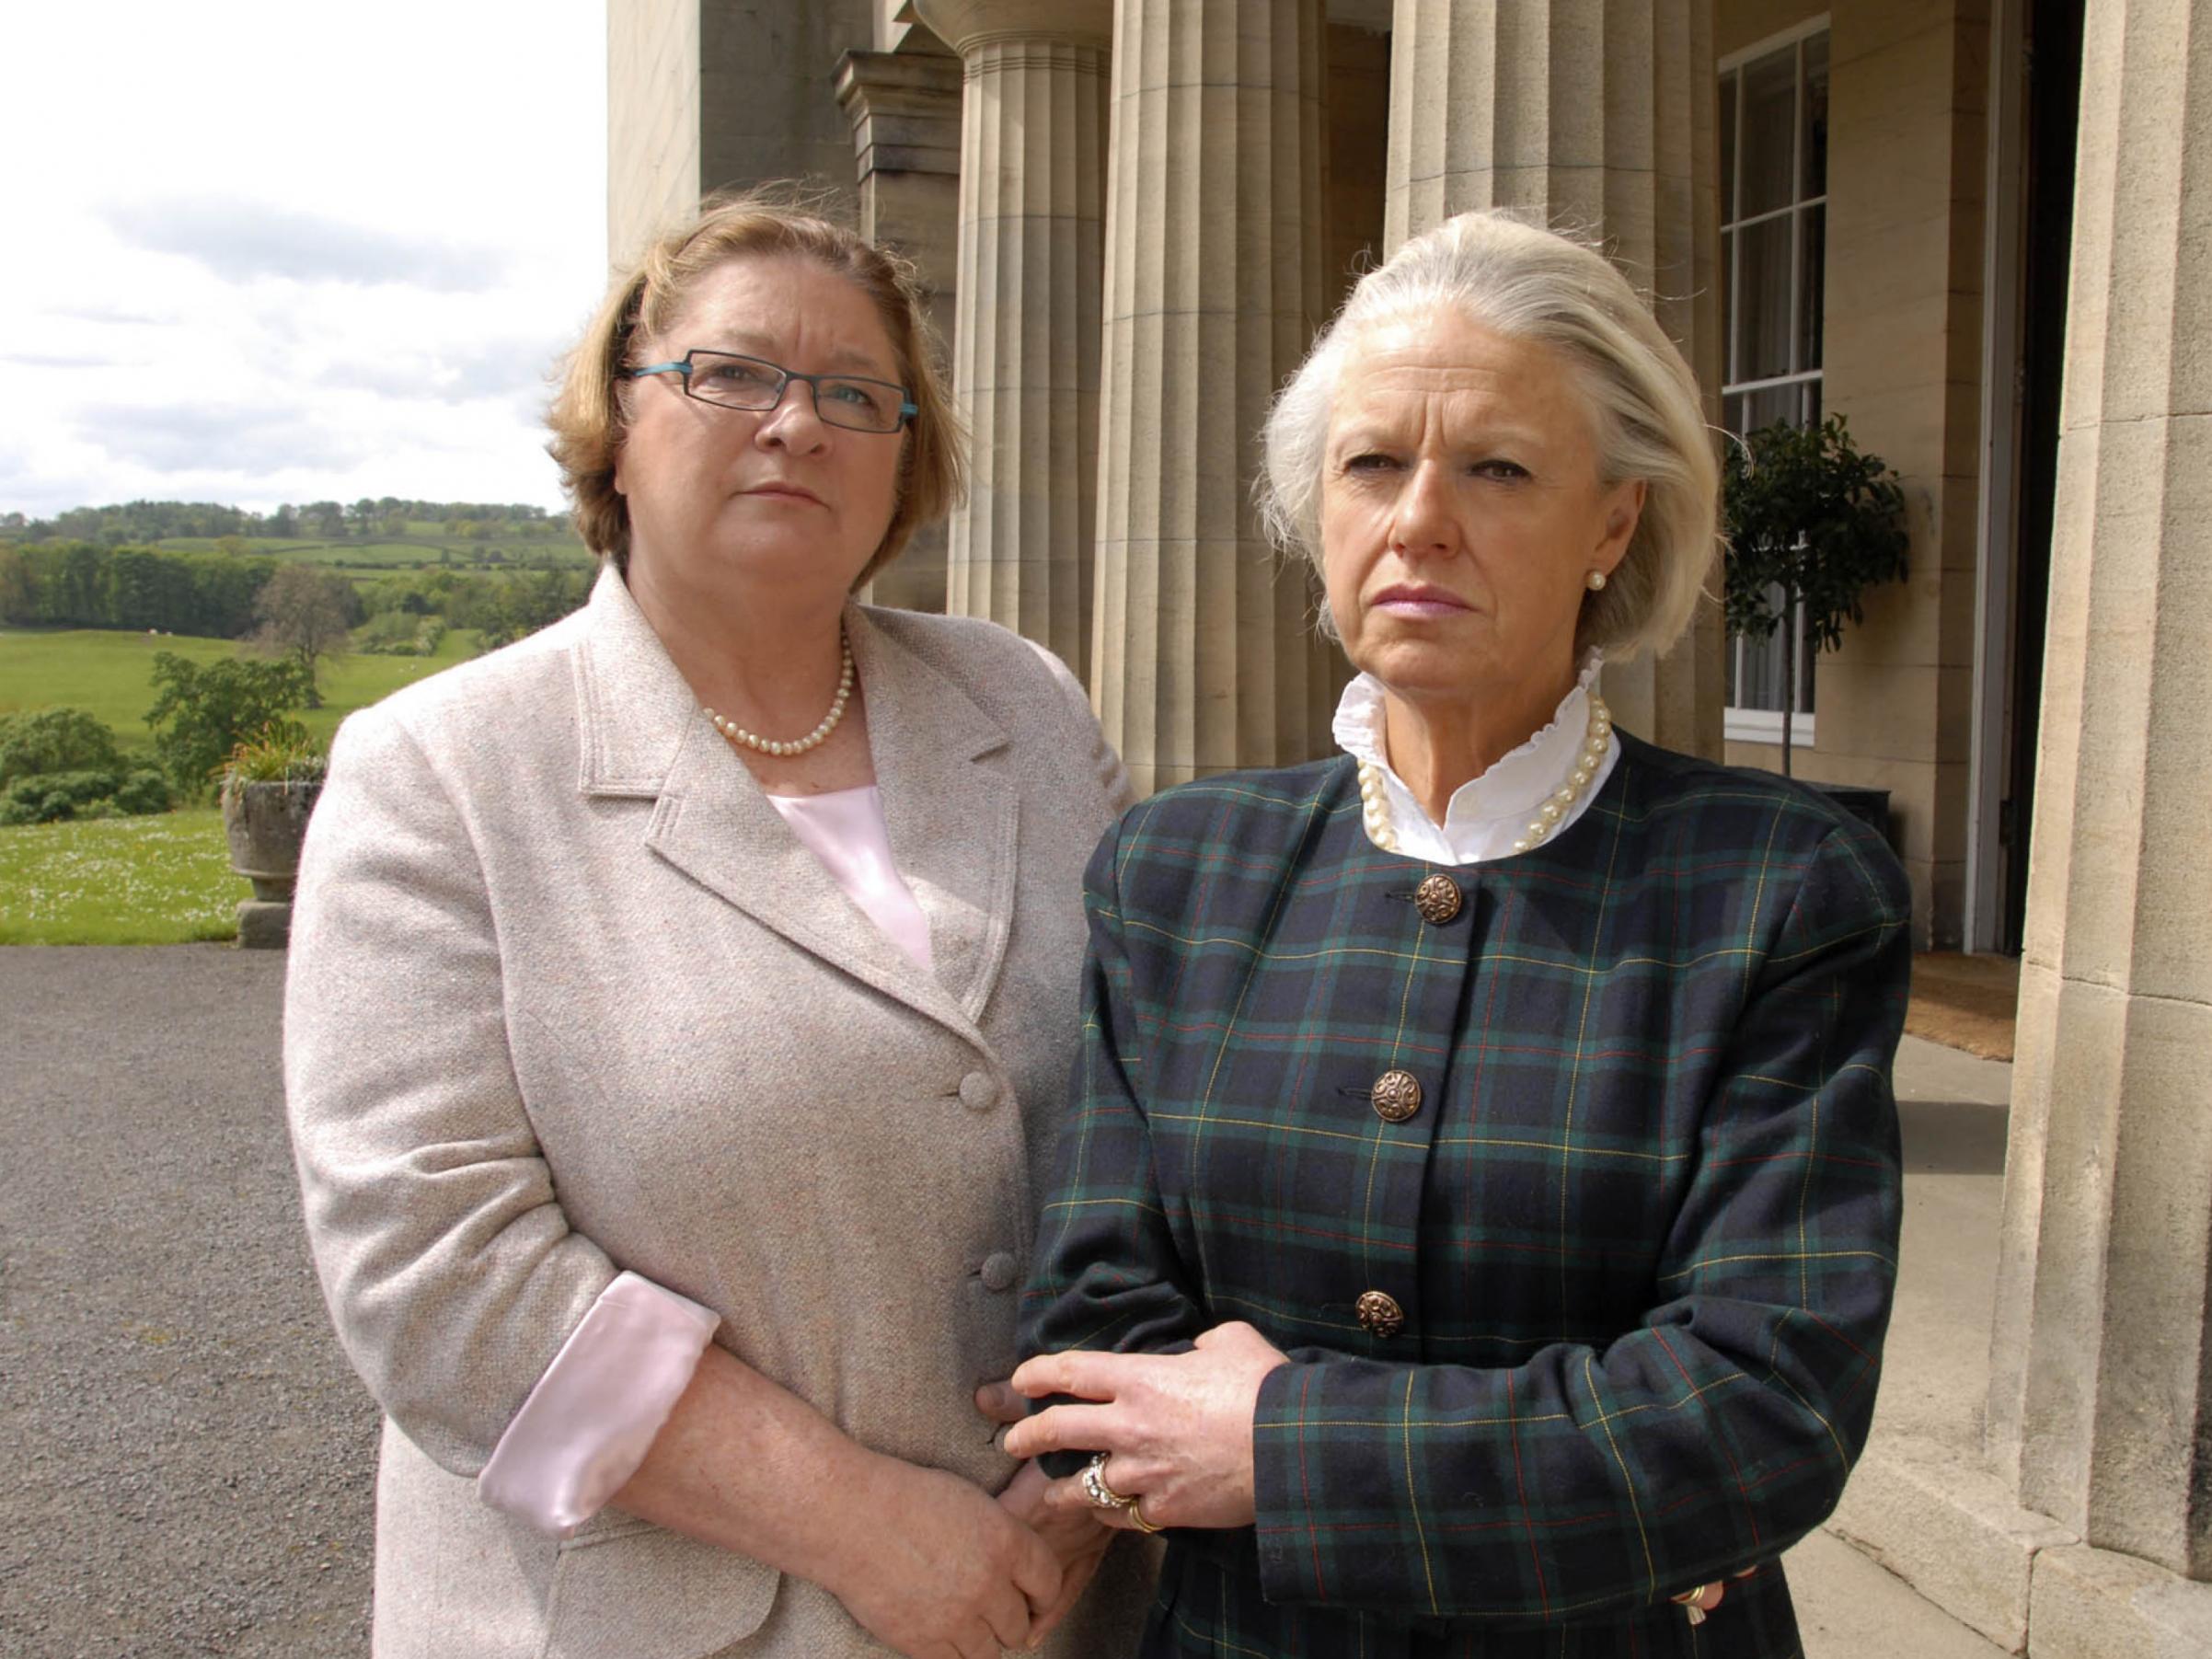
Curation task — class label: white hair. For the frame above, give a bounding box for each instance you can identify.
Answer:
[1257,210,1719,661]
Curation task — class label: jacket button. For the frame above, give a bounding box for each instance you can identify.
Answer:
[1370,1068,1423,1123]
[1412,872,1462,924]
[1356,1290,1404,1337]
[959,1072,1000,1112]
[980,1252,1019,1292]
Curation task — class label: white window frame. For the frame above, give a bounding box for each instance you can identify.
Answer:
[1720,17,1829,747]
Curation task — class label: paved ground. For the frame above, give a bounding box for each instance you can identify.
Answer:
[0,947,374,1657]
[0,949,2009,1657]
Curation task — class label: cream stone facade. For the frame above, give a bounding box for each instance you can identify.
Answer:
[608,5,2212,1651]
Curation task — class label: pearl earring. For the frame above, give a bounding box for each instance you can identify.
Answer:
[1585,570,1608,592]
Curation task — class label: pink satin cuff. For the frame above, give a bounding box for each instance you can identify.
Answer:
[476,1271,720,1537]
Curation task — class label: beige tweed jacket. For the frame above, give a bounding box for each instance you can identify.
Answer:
[283,569,1150,1658]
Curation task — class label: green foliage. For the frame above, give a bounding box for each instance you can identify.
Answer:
[218,724,328,797]
[0,706,124,783]
[1722,415,1910,651]
[353,608,448,655]
[0,538,277,635]
[468,568,593,651]
[144,651,312,792]
[0,766,171,826]
[0,808,241,945]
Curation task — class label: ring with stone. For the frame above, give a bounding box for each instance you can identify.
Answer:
[1081,1452,1134,1512]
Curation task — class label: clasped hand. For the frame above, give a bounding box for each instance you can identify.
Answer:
[1000,1320,1291,1533]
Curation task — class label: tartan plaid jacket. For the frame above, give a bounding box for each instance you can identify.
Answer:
[1022,734,1912,1658]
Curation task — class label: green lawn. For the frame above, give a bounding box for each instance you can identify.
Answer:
[0,808,244,945]
[0,628,480,754]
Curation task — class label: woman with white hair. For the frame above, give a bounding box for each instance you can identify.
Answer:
[1003,211,1912,1655]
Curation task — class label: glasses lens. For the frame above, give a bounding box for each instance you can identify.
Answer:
[815,378,906,432]
[687,353,783,409]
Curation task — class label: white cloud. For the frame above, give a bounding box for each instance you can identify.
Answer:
[0,0,608,519]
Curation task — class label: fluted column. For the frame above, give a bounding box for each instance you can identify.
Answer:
[1091,0,1341,794]
[1984,0,2212,1583]
[914,0,1110,675]
[1383,0,1724,758]
[838,36,964,613]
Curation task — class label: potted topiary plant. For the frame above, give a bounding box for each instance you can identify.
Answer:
[218,721,328,949]
[1722,413,1911,790]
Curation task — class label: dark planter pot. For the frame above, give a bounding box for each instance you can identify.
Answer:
[1815,783,1893,850]
[222,778,322,948]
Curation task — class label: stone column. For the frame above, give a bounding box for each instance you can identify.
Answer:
[1090,0,1342,794]
[1382,0,1725,758]
[837,37,965,613]
[1985,0,2212,1584]
[912,0,1111,674]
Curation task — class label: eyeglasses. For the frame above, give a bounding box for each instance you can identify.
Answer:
[626,349,917,433]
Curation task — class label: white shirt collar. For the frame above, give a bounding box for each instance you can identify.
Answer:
[1333,652,1620,865]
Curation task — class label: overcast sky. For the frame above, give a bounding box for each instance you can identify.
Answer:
[0,0,608,520]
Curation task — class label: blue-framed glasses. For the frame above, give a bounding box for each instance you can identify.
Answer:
[626,349,917,433]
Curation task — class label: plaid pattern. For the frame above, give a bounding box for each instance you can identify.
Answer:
[1022,735,1911,1658]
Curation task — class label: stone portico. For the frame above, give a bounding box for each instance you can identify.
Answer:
[609,4,2212,1651]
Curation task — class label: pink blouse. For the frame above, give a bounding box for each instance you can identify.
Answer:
[477,786,935,1535]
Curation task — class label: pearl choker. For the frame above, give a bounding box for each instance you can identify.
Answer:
[705,630,855,757]
[1357,692,1612,857]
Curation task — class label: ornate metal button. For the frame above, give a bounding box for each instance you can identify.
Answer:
[1370,1068,1423,1123]
[1355,1290,1405,1338]
[1412,873,1462,924]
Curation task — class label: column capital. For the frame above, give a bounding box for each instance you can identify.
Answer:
[835,50,964,181]
[911,0,1112,56]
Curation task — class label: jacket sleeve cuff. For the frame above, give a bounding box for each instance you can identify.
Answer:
[475,1272,720,1537]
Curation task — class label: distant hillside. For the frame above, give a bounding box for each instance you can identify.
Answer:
[0,498,584,555]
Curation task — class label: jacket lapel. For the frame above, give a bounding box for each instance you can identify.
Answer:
[848,608,1018,1026]
[569,569,1015,1042]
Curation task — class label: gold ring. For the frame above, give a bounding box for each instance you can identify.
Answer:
[1125,1498,1164,1534]
[1670,1583,1720,1625]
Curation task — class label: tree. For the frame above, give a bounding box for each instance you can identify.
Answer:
[144,651,311,791]
[1722,414,1911,776]
[249,565,361,707]
[0,708,124,783]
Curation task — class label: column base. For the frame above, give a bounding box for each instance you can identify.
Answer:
[236,900,292,950]
[1816,1037,2212,1655]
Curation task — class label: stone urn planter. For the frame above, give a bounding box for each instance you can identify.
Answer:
[222,777,323,949]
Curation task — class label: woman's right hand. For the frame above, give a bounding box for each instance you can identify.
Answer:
[825,1453,1063,1659]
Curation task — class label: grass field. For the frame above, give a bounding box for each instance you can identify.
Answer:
[0,628,480,753]
[157,533,593,571]
[0,808,243,945]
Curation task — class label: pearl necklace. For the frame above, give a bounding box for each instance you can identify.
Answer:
[1357,692,1612,857]
[704,631,855,757]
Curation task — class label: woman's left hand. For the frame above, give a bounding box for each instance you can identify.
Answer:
[1002,1321,1290,1530]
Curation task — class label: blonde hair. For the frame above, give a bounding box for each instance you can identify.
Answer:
[547,187,964,582]
[1257,210,1718,661]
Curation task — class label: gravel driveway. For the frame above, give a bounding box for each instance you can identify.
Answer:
[0,946,374,1658]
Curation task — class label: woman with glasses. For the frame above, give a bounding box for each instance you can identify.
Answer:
[284,193,1146,1659]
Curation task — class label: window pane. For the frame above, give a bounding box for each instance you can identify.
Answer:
[1736,592,1790,712]
[1800,204,1826,372]
[1721,228,1735,379]
[1739,47,1797,219]
[1738,214,1794,382]
[1725,633,1739,705]
[1721,72,1739,220]
[1744,382,1799,433]
[1803,378,1822,426]
[1802,35,1830,198]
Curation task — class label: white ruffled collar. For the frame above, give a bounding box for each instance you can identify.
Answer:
[1332,652,1619,865]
